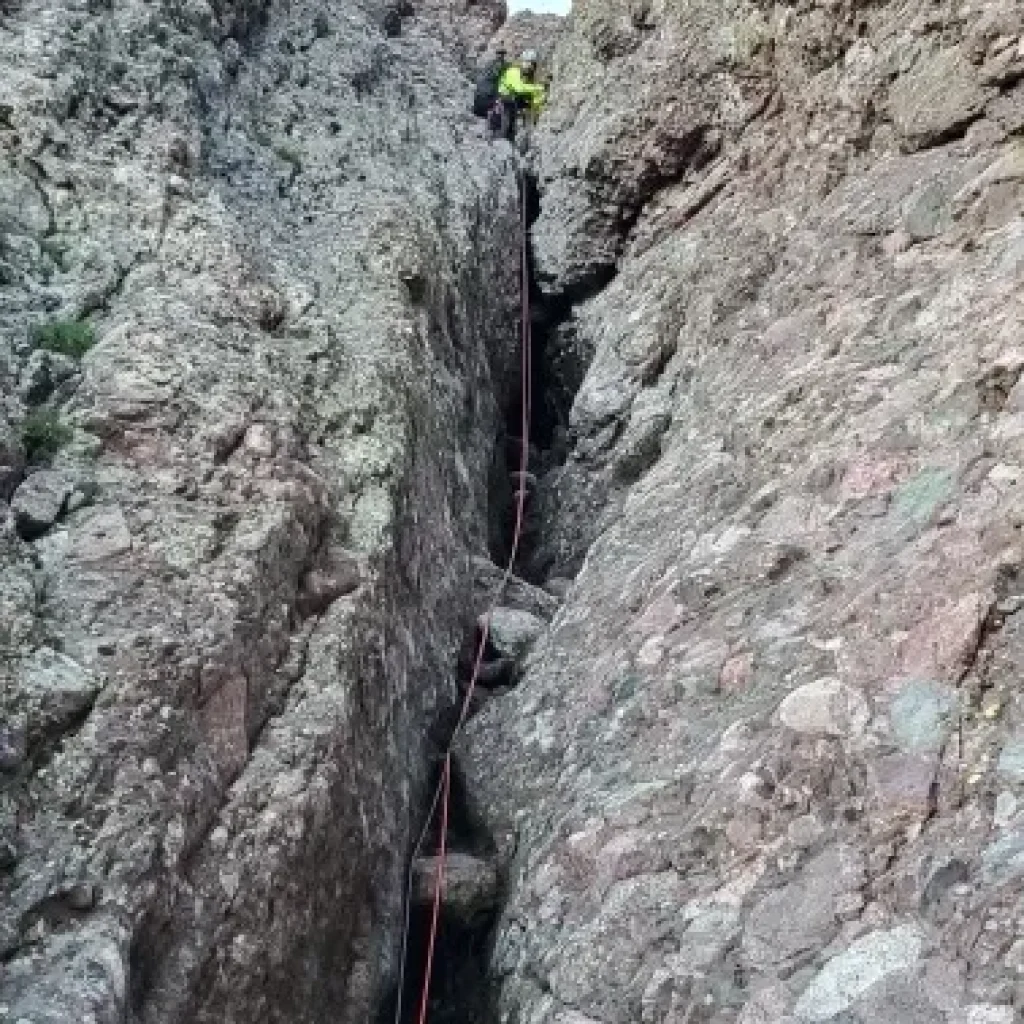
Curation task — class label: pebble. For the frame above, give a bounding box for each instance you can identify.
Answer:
[778,677,870,738]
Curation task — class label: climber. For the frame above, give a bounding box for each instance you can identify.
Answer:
[494,50,546,143]
[473,46,508,119]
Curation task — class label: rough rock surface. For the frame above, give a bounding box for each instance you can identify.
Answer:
[463,1,1024,1022]
[0,1,521,1022]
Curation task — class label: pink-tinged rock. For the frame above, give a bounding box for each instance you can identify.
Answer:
[200,669,249,783]
[725,810,764,851]
[720,653,754,694]
[631,591,684,637]
[595,829,667,883]
[840,457,907,501]
[899,593,989,679]
[867,753,937,819]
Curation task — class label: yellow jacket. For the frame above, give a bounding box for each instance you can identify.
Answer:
[498,64,546,110]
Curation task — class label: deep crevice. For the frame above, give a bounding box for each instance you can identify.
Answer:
[487,170,589,581]
[386,159,609,1024]
[380,907,497,1024]
[380,757,501,1024]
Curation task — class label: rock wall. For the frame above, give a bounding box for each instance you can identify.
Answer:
[463,1,1024,1022]
[0,1,520,1022]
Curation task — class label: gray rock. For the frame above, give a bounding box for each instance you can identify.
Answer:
[888,49,993,151]
[903,180,954,242]
[997,735,1024,783]
[543,576,573,599]
[744,846,865,971]
[980,828,1024,888]
[411,852,499,924]
[13,647,101,742]
[18,349,80,405]
[778,677,871,738]
[69,506,131,561]
[792,924,925,1021]
[11,470,74,539]
[0,719,28,772]
[484,606,545,662]
[958,1006,1015,1024]
[4,0,1024,1022]
[0,0,523,1020]
[473,557,560,621]
[459,5,1024,1024]
[0,417,25,501]
[889,679,957,754]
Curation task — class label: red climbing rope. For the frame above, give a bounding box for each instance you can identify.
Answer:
[394,166,533,1024]
[415,756,449,1024]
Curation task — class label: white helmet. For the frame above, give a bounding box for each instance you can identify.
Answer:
[521,49,538,64]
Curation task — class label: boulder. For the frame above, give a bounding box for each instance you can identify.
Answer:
[483,606,545,662]
[13,647,101,742]
[11,470,74,539]
[411,852,499,924]
[888,48,993,151]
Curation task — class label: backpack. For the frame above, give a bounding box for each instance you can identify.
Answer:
[473,58,505,117]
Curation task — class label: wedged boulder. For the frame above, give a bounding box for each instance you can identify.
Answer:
[411,852,499,925]
[11,470,74,539]
[482,606,545,662]
[473,556,560,620]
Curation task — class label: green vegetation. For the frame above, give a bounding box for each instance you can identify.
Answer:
[33,318,96,359]
[21,409,72,462]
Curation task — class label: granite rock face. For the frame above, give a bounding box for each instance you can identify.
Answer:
[0,1,520,1022]
[462,1,1024,1022]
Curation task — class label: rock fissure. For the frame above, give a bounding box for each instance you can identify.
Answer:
[389,224,586,1020]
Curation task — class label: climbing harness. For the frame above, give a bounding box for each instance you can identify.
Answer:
[393,167,533,1024]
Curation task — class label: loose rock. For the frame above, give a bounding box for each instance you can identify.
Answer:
[777,678,870,738]
[11,470,74,540]
[13,647,101,742]
[483,607,545,663]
